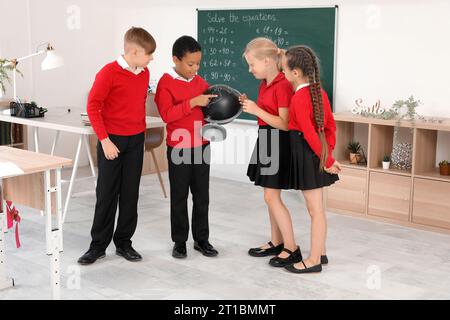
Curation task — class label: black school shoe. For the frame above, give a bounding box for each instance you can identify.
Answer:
[248,241,284,257]
[194,241,218,257]
[116,246,142,262]
[285,260,322,274]
[77,248,106,265]
[269,246,303,267]
[172,242,187,259]
[321,255,328,265]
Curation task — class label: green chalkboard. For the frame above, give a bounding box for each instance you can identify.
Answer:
[197,7,337,121]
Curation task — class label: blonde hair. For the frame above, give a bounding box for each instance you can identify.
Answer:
[124,27,156,55]
[243,37,282,71]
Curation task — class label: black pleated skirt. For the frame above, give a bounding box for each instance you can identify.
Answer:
[247,125,291,189]
[288,130,339,190]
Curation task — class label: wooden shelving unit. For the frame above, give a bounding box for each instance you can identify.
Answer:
[325,112,450,233]
[0,99,28,150]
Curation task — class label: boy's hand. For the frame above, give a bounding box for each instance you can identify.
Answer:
[324,160,342,175]
[100,137,120,160]
[190,94,218,108]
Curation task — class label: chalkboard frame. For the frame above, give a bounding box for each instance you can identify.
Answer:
[196,5,339,123]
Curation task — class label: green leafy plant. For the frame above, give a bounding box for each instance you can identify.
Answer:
[392,95,422,125]
[383,155,390,162]
[347,141,361,154]
[439,160,450,175]
[389,96,423,140]
[0,58,23,95]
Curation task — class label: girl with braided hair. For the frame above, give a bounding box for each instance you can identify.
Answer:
[281,45,341,273]
[240,37,303,268]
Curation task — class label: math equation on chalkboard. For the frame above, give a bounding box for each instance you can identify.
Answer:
[198,8,337,120]
[198,11,291,84]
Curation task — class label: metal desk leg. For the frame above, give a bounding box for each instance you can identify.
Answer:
[34,127,44,217]
[83,134,97,188]
[44,170,62,300]
[51,131,60,156]
[55,169,63,250]
[62,135,82,223]
[33,127,40,153]
[0,199,14,290]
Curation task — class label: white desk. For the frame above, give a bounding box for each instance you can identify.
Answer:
[0,146,72,299]
[0,107,165,223]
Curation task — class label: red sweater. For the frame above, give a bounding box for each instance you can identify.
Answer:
[288,86,336,168]
[155,73,209,148]
[87,61,149,141]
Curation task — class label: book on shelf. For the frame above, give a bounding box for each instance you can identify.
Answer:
[0,122,24,146]
[0,122,11,145]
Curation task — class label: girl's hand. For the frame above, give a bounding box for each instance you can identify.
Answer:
[324,160,342,174]
[242,99,260,116]
[101,138,120,160]
[332,160,342,172]
[238,94,248,104]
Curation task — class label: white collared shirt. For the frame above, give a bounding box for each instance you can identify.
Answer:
[167,67,195,83]
[117,55,145,75]
[295,83,310,92]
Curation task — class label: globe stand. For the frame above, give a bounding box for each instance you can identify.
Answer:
[201,123,227,142]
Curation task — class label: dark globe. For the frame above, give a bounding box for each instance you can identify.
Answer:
[202,84,242,123]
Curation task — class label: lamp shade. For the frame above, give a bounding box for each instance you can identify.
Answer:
[41,50,64,71]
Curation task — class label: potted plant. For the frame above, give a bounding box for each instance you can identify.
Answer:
[439,160,449,176]
[347,141,362,164]
[382,155,390,170]
[0,58,22,96]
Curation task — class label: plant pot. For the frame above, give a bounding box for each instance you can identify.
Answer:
[382,161,390,170]
[439,164,450,176]
[349,153,361,164]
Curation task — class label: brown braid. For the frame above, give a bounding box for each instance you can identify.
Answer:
[286,45,328,170]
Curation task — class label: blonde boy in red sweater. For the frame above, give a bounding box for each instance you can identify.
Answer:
[78,27,156,265]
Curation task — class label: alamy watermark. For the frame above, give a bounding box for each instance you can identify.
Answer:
[168,122,280,176]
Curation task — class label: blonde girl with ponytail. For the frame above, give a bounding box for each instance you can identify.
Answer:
[241,37,303,268]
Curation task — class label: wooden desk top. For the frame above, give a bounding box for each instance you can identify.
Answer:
[0,146,72,178]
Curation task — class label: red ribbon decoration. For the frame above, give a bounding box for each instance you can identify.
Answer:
[5,200,21,248]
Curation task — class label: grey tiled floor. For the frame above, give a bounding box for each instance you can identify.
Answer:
[1,167,450,300]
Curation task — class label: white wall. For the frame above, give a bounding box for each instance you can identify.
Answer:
[28,0,116,162]
[0,0,33,101]
[1,0,449,178]
[1,0,116,165]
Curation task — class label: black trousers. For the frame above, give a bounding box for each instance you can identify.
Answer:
[167,144,211,243]
[90,132,144,251]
